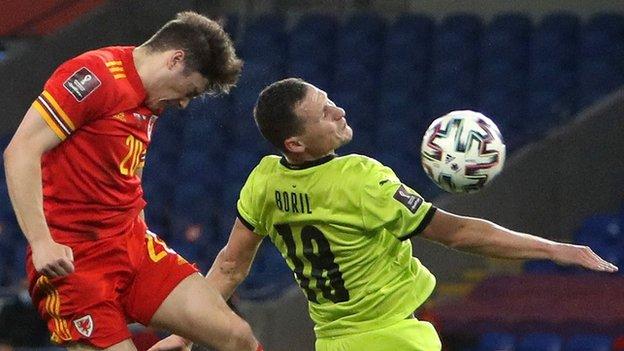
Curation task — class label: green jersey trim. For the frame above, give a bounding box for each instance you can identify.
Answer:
[398,207,437,241]
[279,154,336,170]
[237,208,255,231]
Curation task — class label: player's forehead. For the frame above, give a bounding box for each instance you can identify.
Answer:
[297,83,327,113]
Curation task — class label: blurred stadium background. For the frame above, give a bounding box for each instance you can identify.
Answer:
[1,0,624,350]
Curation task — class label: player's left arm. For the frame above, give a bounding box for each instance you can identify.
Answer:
[205,218,264,300]
[420,208,618,272]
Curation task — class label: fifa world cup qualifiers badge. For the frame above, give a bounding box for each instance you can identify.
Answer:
[63,67,102,101]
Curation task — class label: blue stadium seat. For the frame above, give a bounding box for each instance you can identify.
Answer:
[384,14,433,69]
[578,61,624,107]
[479,61,526,94]
[336,13,385,71]
[517,333,563,351]
[482,13,531,67]
[580,14,624,64]
[172,182,216,223]
[333,62,376,100]
[232,61,284,120]
[523,260,562,273]
[330,90,376,130]
[527,88,576,128]
[378,90,428,129]
[429,60,478,97]
[477,332,516,351]
[433,14,482,68]
[533,13,579,66]
[375,118,413,150]
[289,14,337,68]
[441,13,483,40]
[478,88,524,132]
[380,63,428,97]
[564,334,613,351]
[530,63,576,92]
[239,14,287,64]
[287,62,332,91]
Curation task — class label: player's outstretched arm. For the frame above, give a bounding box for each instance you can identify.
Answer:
[205,218,264,299]
[420,208,618,273]
[3,106,74,277]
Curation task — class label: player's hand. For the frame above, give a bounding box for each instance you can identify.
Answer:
[31,238,75,278]
[148,335,192,351]
[552,243,618,273]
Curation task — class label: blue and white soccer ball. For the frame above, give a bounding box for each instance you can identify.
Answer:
[421,110,506,194]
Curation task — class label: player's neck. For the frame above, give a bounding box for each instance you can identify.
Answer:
[133,46,166,93]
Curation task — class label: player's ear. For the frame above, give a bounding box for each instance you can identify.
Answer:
[284,136,305,154]
[167,50,185,70]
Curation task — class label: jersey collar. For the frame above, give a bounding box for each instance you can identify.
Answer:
[280,154,336,170]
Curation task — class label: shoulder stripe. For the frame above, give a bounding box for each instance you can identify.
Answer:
[33,100,68,140]
[38,94,72,135]
[41,91,75,130]
[109,66,124,73]
[105,60,122,67]
[113,73,127,80]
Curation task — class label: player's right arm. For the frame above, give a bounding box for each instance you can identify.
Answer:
[3,105,74,277]
[205,218,264,299]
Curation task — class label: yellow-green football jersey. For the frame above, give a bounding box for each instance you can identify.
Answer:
[237,154,437,338]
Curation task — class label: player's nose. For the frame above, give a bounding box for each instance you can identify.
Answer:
[332,106,346,120]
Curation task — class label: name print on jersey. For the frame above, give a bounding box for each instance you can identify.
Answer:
[275,190,312,214]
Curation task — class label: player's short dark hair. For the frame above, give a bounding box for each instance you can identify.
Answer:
[254,78,308,152]
[142,11,242,94]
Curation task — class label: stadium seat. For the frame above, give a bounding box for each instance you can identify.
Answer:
[433,14,482,70]
[575,214,623,247]
[477,332,516,351]
[578,61,624,107]
[384,14,433,69]
[429,60,478,98]
[289,14,337,68]
[517,333,563,351]
[481,13,531,67]
[479,60,526,94]
[336,13,385,71]
[238,14,287,64]
[333,62,376,100]
[380,62,428,97]
[563,334,612,351]
[287,61,333,92]
[523,260,562,273]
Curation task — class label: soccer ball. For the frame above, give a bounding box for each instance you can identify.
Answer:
[421,110,506,193]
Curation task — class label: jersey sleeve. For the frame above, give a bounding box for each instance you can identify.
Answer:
[236,162,268,237]
[31,55,114,140]
[361,161,436,240]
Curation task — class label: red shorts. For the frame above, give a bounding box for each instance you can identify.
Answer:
[26,218,199,348]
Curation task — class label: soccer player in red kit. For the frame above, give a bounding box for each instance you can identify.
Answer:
[3,12,263,351]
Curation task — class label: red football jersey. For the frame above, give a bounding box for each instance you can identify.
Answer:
[32,46,159,243]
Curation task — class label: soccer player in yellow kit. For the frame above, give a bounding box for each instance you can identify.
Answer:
[151,78,618,351]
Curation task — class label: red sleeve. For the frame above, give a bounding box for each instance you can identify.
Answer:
[32,53,115,140]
